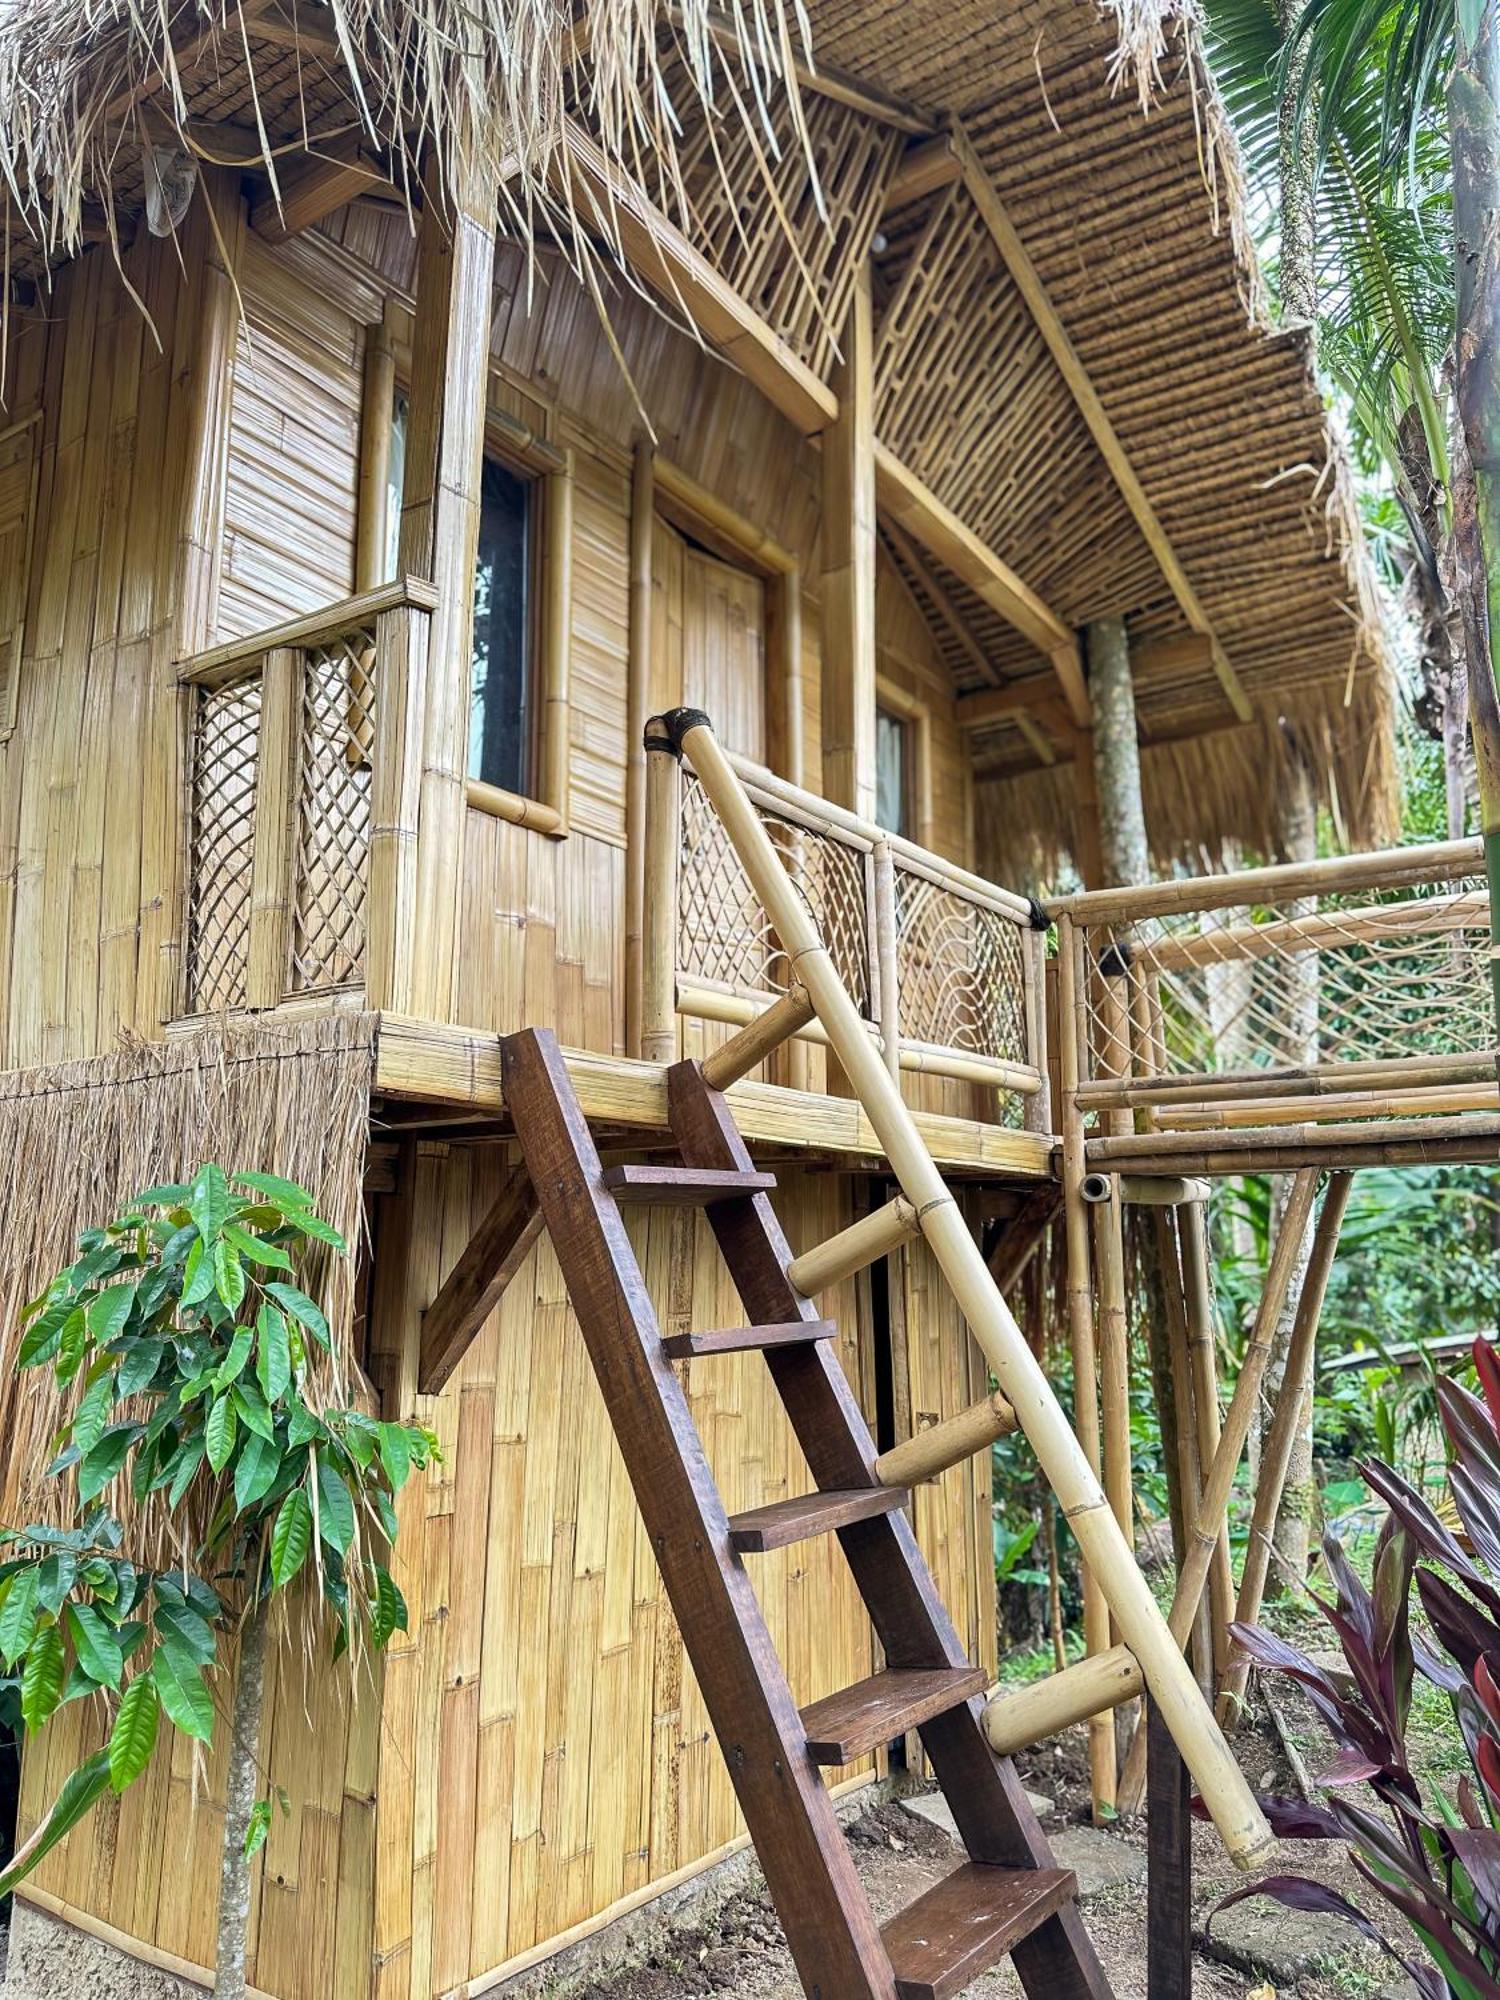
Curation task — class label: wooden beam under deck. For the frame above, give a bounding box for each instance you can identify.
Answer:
[372,1015,1056,1180]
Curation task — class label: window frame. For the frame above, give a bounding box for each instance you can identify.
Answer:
[873,672,934,849]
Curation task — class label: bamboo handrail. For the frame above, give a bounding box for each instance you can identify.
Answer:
[666,709,1273,1871]
[1134,888,1489,973]
[177,576,441,688]
[1051,836,1484,925]
[1076,1049,1497,1109]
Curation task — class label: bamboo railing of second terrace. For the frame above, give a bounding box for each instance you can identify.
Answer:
[178,579,438,1016]
[1050,836,1499,1174]
[642,733,1051,1125]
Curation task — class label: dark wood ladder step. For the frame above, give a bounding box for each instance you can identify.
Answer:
[883,1864,1080,2000]
[663,1319,837,1358]
[800,1666,987,1766]
[728,1486,907,1552]
[601,1163,777,1205]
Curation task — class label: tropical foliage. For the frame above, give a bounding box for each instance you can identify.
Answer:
[0,1167,436,1897]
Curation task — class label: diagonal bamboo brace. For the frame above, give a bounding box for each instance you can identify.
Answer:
[1114,1167,1321,1813]
[874,1391,1017,1486]
[668,709,1276,1873]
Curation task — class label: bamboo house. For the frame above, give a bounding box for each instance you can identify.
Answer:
[0,0,1492,1996]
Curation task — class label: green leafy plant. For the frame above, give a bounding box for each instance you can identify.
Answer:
[0,1166,437,1990]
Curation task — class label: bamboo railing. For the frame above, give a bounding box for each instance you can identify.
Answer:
[177,579,438,1015]
[642,735,1051,1120]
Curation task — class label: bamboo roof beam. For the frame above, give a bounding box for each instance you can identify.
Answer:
[883,136,963,211]
[948,122,1253,724]
[557,121,837,436]
[666,6,936,135]
[873,442,1088,723]
[248,135,398,241]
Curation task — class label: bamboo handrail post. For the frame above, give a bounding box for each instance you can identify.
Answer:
[641,721,681,1063]
[1217,1173,1353,1728]
[1114,1168,1321,1813]
[624,442,654,1058]
[1022,922,1052,1133]
[1057,909,1118,1815]
[872,837,901,1081]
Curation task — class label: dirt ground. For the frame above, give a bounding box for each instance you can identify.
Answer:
[529,1697,1410,2000]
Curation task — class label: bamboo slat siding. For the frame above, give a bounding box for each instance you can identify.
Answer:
[218,235,362,640]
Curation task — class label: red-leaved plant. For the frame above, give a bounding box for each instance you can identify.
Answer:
[1211,1335,1500,1999]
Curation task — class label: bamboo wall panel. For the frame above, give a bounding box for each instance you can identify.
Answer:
[218,234,362,640]
[568,454,632,845]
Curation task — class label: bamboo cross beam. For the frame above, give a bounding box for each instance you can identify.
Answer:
[669,711,1273,1870]
[1217,1174,1353,1727]
[1114,1168,1321,1813]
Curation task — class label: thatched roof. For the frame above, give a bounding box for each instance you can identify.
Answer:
[0,0,1395,873]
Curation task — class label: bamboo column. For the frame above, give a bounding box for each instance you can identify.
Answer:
[1114,1167,1320,1812]
[1218,1172,1352,1726]
[674,716,1272,1867]
[820,263,877,820]
[624,440,655,1058]
[1180,1202,1234,1681]
[1057,910,1118,1816]
[873,838,901,1080]
[641,727,681,1062]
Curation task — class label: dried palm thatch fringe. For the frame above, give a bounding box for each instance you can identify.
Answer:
[0,1012,375,1540]
[0,0,819,328]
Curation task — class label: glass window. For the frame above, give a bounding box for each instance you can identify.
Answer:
[875,705,910,837]
[385,391,409,580]
[468,456,534,796]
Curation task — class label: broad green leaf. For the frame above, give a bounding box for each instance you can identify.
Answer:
[154,1596,217,1667]
[66,1604,124,1690]
[284,1209,346,1251]
[0,1569,39,1664]
[370,1566,408,1649]
[213,1240,246,1313]
[287,1404,321,1449]
[108,1673,159,1790]
[378,1424,412,1494]
[234,1433,281,1513]
[21,1622,65,1731]
[224,1225,292,1271]
[205,1395,238,1476]
[269,1489,313,1587]
[234,1170,315,1205]
[244,1796,273,1860]
[35,1552,78,1618]
[265,1284,330,1353]
[166,1433,207,1508]
[72,1371,115,1457]
[78,1424,142,1503]
[255,1305,291,1402]
[314,1455,355,1555]
[133,1182,192,1206]
[55,1308,89,1386]
[214,1324,254,1391]
[18,1293,76,1370]
[0,1751,111,1896]
[85,1284,135,1347]
[116,1339,166,1399]
[232,1381,275,1441]
[151,1645,213,1742]
[189,1164,230,1246]
[181,1239,216,1307]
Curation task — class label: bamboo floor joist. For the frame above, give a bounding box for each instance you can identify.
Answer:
[372,1014,1056,1180]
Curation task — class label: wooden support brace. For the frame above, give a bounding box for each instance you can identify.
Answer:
[1147,1699,1194,2000]
[417,1167,543,1394]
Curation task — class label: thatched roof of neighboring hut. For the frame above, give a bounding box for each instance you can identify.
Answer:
[0,0,1396,876]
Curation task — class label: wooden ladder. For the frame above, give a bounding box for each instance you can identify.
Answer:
[500,1024,1113,2000]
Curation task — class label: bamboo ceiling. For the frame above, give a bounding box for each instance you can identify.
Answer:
[0,0,1394,863]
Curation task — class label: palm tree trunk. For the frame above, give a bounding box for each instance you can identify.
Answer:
[1448,2,1500,1027]
[215,1592,269,1999]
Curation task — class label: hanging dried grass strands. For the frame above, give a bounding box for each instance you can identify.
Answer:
[0,1012,375,1524]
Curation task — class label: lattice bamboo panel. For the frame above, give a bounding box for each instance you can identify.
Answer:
[678,771,873,1012]
[674,85,902,377]
[291,632,375,991]
[187,676,262,1011]
[1078,879,1494,1083]
[895,867,1027,1064]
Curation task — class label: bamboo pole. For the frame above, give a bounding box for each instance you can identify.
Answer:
[874,1391,1017,1486]
[624,442,654,1059]
[700,985,816,1092]
[1114,1168,1321,1814]
[1057,910,1118,1816]
[1217,1174,1353,1727]
[984,1646,1145,1756]
[537,453,574,833]
[1156,1209,1214,1691]
[1160,1083,1500,1128]
[1022,925,1052,1134]
[1082,1173,1211,1206]
[1179,1206,1234,1686]
[641,725,681,1063]
[873,838,901,1081]
[1093,1182,1133,1557]
[1091,1119,1500,1176]
[787,1195,921,1296]
[1077,1049,1496,1110]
